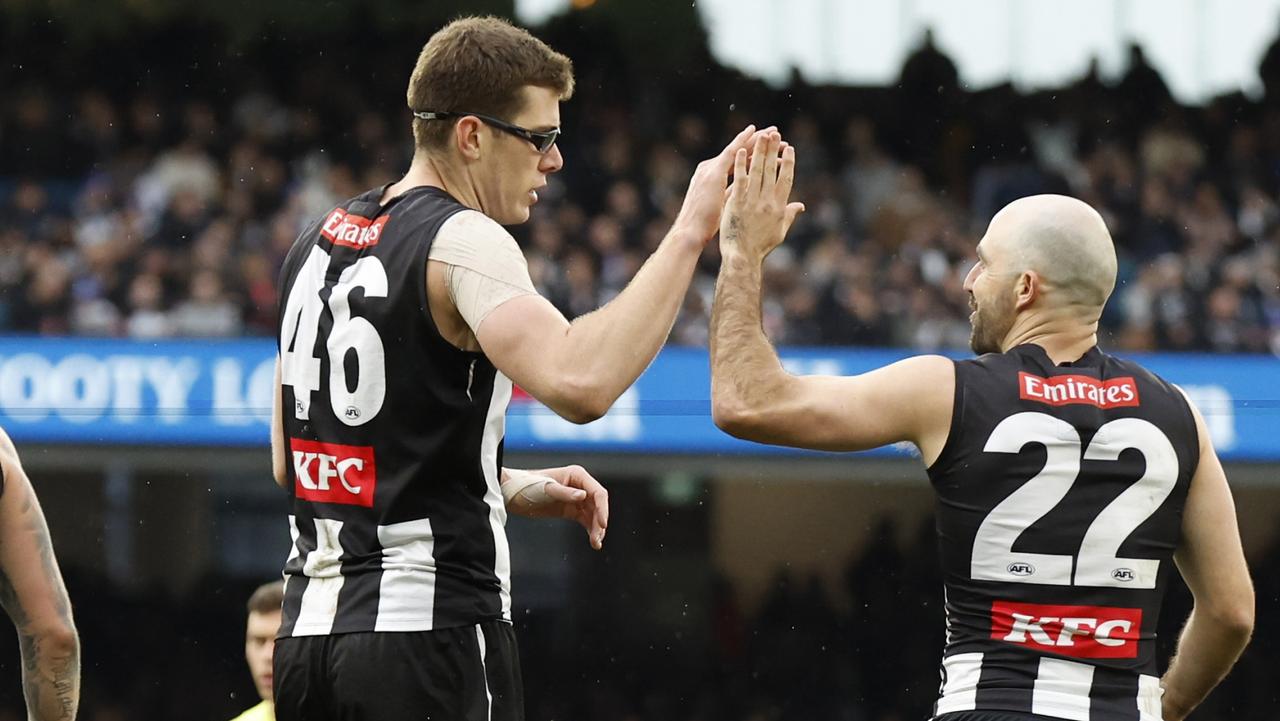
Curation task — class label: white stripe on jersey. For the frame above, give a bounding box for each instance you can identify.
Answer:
[476,624,494,721]
[283,515,302,593]
[934,652,983,715]
[1137,674,1163,721]
[1032,657,1094,721]
[480,371,513,621]
[374,518,437,631]
[942,586,954,646]
[292,517,347,636]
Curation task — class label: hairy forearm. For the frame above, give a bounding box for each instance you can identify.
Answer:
[558,231,701,409]
[709,251,790,432]
[1161,607,1251,720]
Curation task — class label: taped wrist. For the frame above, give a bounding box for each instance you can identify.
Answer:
[501,468,552,506]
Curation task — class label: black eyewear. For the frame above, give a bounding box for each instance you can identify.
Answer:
[412,110,561,153]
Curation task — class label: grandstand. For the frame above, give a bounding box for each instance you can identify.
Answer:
[0,2,1277,719]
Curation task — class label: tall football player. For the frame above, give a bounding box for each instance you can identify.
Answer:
[709,133,1253,721]
[270,15,770,721]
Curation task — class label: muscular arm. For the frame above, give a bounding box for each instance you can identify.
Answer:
[477,125,764,423]
[0,430,79,721]
[478,232,701,423]
[1160,399,1253,721]
[709,132,953,459]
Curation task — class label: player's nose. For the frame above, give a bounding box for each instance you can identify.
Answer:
[541,142,564,173]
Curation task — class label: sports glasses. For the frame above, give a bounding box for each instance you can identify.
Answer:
[412,110,561,153]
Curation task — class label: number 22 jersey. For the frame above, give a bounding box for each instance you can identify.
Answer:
[275,186,515,638]
[927,344,1199,721]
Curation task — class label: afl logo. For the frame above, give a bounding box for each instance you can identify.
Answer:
[1112,568,1136,582]
[1007,562,1035,577]
[344,406,361,420]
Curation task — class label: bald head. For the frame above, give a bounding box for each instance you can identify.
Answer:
[982,194,1117,309]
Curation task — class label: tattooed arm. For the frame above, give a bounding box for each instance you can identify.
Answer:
[0,428,79,721]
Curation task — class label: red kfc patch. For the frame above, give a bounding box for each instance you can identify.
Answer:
[290,438,377,507]
[991,600,1142,659]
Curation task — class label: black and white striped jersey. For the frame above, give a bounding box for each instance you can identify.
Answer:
[275,185,514,637]
[927,344,1199,721]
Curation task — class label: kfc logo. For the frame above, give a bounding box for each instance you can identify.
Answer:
[1019,372,1140,409]
[991,601,1141,659]
[290,438,377,507]
[320,208,389,249]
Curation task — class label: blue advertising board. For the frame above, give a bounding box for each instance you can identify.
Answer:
[0,338,1274,460]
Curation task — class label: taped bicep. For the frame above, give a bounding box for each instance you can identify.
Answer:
[445,264,538,333]
[429,210,537,334]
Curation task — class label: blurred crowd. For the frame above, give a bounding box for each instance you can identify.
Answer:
[4,34,1280,353]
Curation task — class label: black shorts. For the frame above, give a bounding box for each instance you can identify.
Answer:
[273,620,523,721]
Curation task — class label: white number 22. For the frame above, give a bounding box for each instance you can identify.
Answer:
[279,246,387,426]
[971,412,1179,589]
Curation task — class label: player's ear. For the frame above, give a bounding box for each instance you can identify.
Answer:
[1015,270,1039,310]
[454,117,485,161]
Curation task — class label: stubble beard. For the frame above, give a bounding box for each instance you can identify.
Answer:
[969,294,1014,355]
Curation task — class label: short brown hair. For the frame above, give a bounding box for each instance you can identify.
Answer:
[408,16,574,152]
[247,580,284,616]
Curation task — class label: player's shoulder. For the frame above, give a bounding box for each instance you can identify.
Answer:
[1096,348,1182,396]
[438,208,516,243]
[390,185,477,224]
[954,348,1021,375]
[432,209,523,265]
[891,353,954,377]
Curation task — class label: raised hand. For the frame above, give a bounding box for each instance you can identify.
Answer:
[672,124,777,245]
[719,131,805,261]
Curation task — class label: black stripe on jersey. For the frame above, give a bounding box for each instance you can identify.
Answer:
[974,648,1034,713]
[330,512,382,634]
[1090,664,1140,721]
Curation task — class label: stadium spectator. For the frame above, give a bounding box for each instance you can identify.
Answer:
[230,580,283,721]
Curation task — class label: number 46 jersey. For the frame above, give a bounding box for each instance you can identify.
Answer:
[926,344,1198,721]
[275,186,515,638]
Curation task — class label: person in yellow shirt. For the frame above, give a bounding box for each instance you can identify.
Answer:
[231,580,283,721]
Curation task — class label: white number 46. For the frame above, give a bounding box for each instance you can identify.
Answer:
[279,246,388,426]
